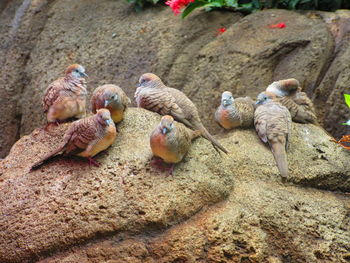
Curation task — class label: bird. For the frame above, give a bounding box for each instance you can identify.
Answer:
[135,73,228,154]
[215,91,255,129]
[42,64,88,125]
[254,93,292,179]
[264,78,317,124]
[31,109,116,169]
[150,115,201,175]
[91,84,131,123]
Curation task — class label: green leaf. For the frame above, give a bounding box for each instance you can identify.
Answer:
[344,94,350,108]
[202,2,224,8]
[225,0,238,8]
[236,3,254,12]
[288,0,301,9]
[252,0,261,9]
[181,1,208,18]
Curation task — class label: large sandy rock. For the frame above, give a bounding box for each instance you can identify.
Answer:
[0,108,349,263]
[3,0,350,158]
[312,10,350,138]
[0,0,52,157]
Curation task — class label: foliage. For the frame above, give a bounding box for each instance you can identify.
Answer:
[178,0,349,18]
[344,94,350,108]
[127,0,161,11]
[342,94,350,126]
[128,0,350,17]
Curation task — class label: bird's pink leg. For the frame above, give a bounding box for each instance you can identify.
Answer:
[43,120,61,131]
[150,156,165,169]
[150,157,175,176]
[167,164,175,176]
[87,157,100,167]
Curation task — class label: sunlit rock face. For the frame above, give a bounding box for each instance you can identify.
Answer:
[0,1,349,262]
[1,0,349,158]
[0,108,349,263]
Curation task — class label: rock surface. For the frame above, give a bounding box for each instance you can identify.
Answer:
[0,108,349,263]
[1,0,350,158]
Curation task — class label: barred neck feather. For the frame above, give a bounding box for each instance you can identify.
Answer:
[148,79,164,89]
[64,75,87,94]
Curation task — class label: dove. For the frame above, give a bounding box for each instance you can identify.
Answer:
[254,93,292,179]
[215,91,255,129]
[42,64,88,124]
[150,115,201,175]
[135,73,228,154]
[31,109,116,169]
[264,78,317,124]
[91,84,131,123]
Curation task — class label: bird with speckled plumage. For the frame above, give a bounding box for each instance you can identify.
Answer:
[31,109,116,170]
[42,64,88,125]
[135,73,228,154]
[150,115,201,175]
[91,84,130,123]
[215,91,255,130]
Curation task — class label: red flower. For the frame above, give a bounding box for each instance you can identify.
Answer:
[165,0,194,15]
[215,27,226,36]
[269,22,286,29]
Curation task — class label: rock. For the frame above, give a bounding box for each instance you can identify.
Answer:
[0,108,349,263]
[180,9,333,132]
[3,0,349,158]
[0,0,52,158]
[312,10,350,138]
[18,0,242,141]
[39,181,350,263]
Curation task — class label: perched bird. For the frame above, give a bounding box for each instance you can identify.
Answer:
[215,91,255,129]
[266,78,300,97]
[135,73,228,154]
[264,78,317,124]
[91,84,131,123]
[31,109,116,169]
[255,93,292,179]
[42,64,88,124]
[150,115,201,175]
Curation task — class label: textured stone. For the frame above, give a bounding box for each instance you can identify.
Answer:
[3,0,349,158]
[0,108,349,263]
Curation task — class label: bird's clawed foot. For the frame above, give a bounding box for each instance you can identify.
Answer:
[43,121,60,131]
[87,157,100,167]
[150,157,175,176]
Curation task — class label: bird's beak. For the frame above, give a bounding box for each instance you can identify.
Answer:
[162,127,167,134]
[136,83,142,88]
[255,100,261,105]
[104,100,110,107]
[105,119,111,125]
[81,72,88,78]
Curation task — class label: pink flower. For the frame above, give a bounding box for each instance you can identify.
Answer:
[165,0,195,15]
[269,22,286,29]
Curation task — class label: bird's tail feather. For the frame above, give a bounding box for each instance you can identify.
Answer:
[199,125,228,154]
[191,129,203,141]
[271,142,288,178]
[30,144,66,170]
